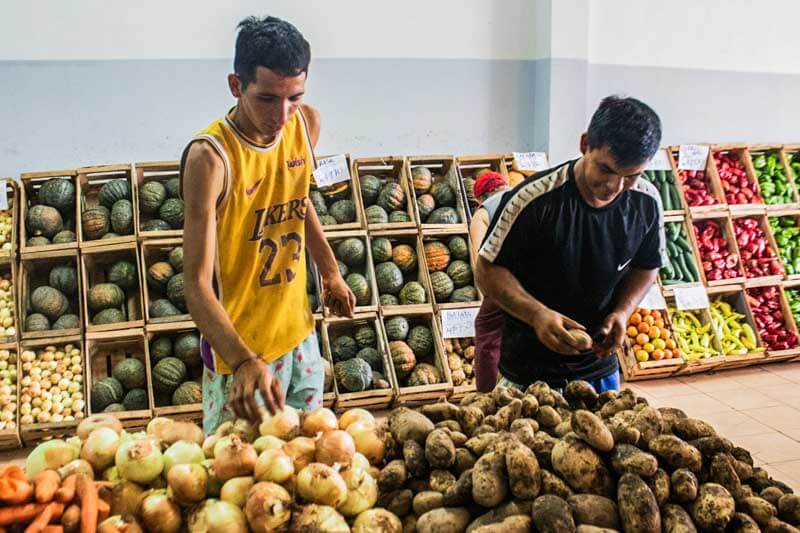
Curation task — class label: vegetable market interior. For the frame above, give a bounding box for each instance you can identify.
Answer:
[2,1,800,531]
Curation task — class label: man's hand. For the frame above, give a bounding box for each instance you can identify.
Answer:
[529,307,587,355]
[229,358,284,424]
[594,311,627,358]
[323,273,356,318]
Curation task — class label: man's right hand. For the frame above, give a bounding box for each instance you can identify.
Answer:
[229,358,284,424]
[529,307,587,355]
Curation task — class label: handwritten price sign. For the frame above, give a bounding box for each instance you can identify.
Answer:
[313,155,351,187]
[678,145,709,171]
[440,308,479,338]
[674,284,710,310]
[512,152,549,172]
[647,149,672,171]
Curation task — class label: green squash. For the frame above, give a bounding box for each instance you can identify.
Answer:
[104,403,126,413]
[447,236,470,261]
[399,281,426,305]
[463,177,476,207]
[168,246,184,273]
[88,283,124,312]
[356,347,383,371]
[336,238,366,268]
[354,325,377,348]
[371,237,393,263]
[365,205,388,225]
[141,219,172,232]
[49,265,78,296]
[407,363,441,386]
[25,313,50,332]
[417,194,436,220]
[112,358,146,390]
[334,358,373,392]
[346,273,371,306]
[331,335,358,362]
[426,207,460,224]
[123,388,149,411]
[165,177,181,199]
[93,308,126,325]
[450,285,478,303]
[384,316,409,341]
[310,190,328,216]
[109,260,138,291]
[172,381,201,405]
[52,230,77,244]
[52,314,80,330]
[430,181,456,207]
[149,336,173,362]
[26,236,51,247]
[38,177,75,214]
[147,262,175,291]
[329,199,356,224]
[379,294,399,306]
[375,262,404,295]
[110,199,134,235]
[336,260,349,278]
[430,271,454,302]
[359,174,382,206]
[91,377,124,412]
[174,332,201,366]
[411,166,433,195]
[446,260,473,288]
[27,205,64,239]
[150,299,182,318]
[139,181,167,214]
[389,210,411,223]
[407,325,433,357]
[31,286,69,321]
[166,273,186,311]
[159,198,184,229]
[99,179,131,209]
[81,206,110,240]
[152,357,187,392]
[377,182,406,212]
[319,215,338,226]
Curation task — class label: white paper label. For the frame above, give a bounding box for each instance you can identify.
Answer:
[512,152,549,172]
[0,183,8,211]
[639,284,667,310]
[440,308,479,339]
[313,155,350,187]
[678,144,709,171]
[673,284,710,310]
[647,149,672,171]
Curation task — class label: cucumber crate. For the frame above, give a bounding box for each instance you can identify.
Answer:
[81,242,145,333]
[641,148,684,216]
[19,249,82,341]
[144,320,203,419]
[77,164,137,249]
[407,155,469,232]
[19,169,79,255]
[661,215,704,288]
[134,161,184,239]
[353,156,417,231]
[139,238,190,324]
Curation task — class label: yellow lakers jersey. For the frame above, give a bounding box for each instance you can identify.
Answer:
[188,107,316,374]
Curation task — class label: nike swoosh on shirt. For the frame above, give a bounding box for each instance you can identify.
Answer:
[246,179,263,196]
[617,258,632,271]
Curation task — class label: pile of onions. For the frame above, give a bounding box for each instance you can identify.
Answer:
[315,430,356,466]
[338,408,374,431]
[338,466,378,517]
[213,434,257,482]
[253,435,284,454]
[77,413,122,440]
[352,508,403,533]
[97,515,144,533]
[203,459,222,498]
[345,421,385,465]
[110,481,146,517]
[80,427,121,471]
[245,482,292,533]
[202,434,219,458]
[283,436,316,471]
[24,439,78,477]
[220,476,255,508]
[259,406,300,440]
[167,463,208,504]
[163,440,205,473]
[115,438,164,484]
[302,407,338,436]
[188,499,248,533]
[291,504,350,532]
[216,419,259,443]
[296,463,347,507]
[140,490,182,533]
[254,448,294,483]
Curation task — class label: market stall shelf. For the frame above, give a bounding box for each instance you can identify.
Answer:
[732,214,785,287]
[0,344,20,450]
[144,320,202,421]
[745,284,800,364]
[454,154,508,218]
[670,145,728,217]
[434,307,477,399]
[77,164,138,249]
[0,179,18,259]
[19,249,82,341]
[352,156,417,231]
[690,215,745,287]
[709,144,765,215]
[619,304,684,381]
[642,148,685,216]
[134,161,184,239]
[660,215,705,288]
[312,153,364,232]
[139,238,191,325]
[668,296,727,376]
[407,155,469,232]
[19,169,79,255]
[324,230,379,315]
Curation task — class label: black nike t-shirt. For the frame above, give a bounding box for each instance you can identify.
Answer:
[479,159,665,387]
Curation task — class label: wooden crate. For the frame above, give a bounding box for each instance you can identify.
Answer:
[313,154,364,232]
[689,215,745,286]
[315,318,336,408]
[433,310,477,400]
[706,285,767,370]
[619,303,684,381]
[744,284,800,364]
[19,335,84,445]
[407,155,469,232]
[134,161,183,239]
[0,179,18,259]
[352,156,417,231]
[420,230,482,310]
[81,243,145,333]
[381,308,452,405]
[647,148,685,217]
[85,328,153,423]
[766,210,800,281]
[670,146,728,217]
[708,144,766,215]
[369,230,433,315]
[139,238,190,325]
[19,250,82,341]
[731,214,785,286]
[324,230,379,315]
[0,343,21,450]
[322,314,398,410]
[0,259,18,345]
[661,215,706,289]
[19,169,79,255]
[144,321,203,417]
[749,145,800,212]
[455,154,508,218]
[668,303,727,376]
[77,164,137,249]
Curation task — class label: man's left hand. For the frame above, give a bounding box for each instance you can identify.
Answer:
[594,311,627,357]
[323,274,356,318]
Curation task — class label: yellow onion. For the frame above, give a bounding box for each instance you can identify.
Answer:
[315,430,355,466]
[346,422,385,465]
[81,427,120,471]
[189,499,248,533]
[253,435,284,455]
[57,459,94,481]
[25,439,78,477]
[203,459,222,498]
[338,408,374,431]
[140,490,181,533]
[302,407,338,437]
[296,463,347,507]
[352,508,403,533]
[167,463,208,504]
[290,504,349,532]
[259,406,300,440]
[220,476,254,508]
[352,452,370,472]
[283,436,316,471]
[163,440,205,473]
[337,466,378,517]
[254,448,294,484]
[202,435,219,458]
[77,413,123,440]
[116,438,164,484]
[215,419,259,443]
[213,434,257,482]
[245,482,292,533]
[109,480,146,517]
[97,515,144,533]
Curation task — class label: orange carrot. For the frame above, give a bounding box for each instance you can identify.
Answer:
[41,527,63,533]
[0,478,34,504]
[77,475,97,533]
[96,498,110,522]
[0,465,27,481]
[54,475,76,504]
[23,502,59,533]
[60,505,80,533]
[34,471,60,503]
[0,502,49,526]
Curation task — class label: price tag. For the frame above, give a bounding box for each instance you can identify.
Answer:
[0,183,8,211]
[440,308,479,339]
[638,284,667,310]
[512,152,549,172]
[678,144,709,171]
[313,155,350,188]
[673,284,710,310]
[647,149,672,171]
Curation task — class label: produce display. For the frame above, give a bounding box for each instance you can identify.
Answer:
[328,321,391,393]
[331,237,374,309]
[770,216,800,275]
[90,351,150,414]
[383,315,443,388]
[24,177,77,247]
[746,286,799,351]
[714,151,761,205]
[444,337,475,387]
[423,236,478,305]
[0,193,14,252]
[138,174,184,232]
[641,169,683,211]
[678,168,718,207]
[791,151,800,181]
[458,167,492,213]
[86,255,141,326]
[787,288,800,326]
[81,179,136,241]
[410,166,463,225]
[660,221,701,285]
[19,343,84,426]
[0,349,16,432]
[359,172,413,225]
[371,236,429,306]
[708,298,762,356]
[0,273,15,340]
[625,308,680,362]
[692,219,741,281]
[148,330,202,408]
[144,244,188,320]
[23,261,81,333]
[753,151,796,205]
[733,217,783,278]
[310,181,358,227]
[668,308,721,361]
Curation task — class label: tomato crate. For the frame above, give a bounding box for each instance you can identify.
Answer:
[312,153,364,232]
[322,313,398,411]
[420,231,481,310]
[81,242,145,333]
[315,318,335,408]
[134,161,184,239]
[139,238,191,325]
[19,249,82,341]
[144,321,203,418]
[744,284,800,364]
[434,307,477,399]
[708,144,766,215]
[731,215,785,287]
[620,303,684,381]
[369,230,434,315]
[407,155,469,233]
[670,145,728,217]
[454,154,508,218]
[748,144,800,212]
[19,335,85,445]
[324,230,379,315]
[0,179,18,259]
[19,169,79,255]
[85,328,153,426]
[660,215,705,289]
[667,298,727,377]
[353,156,417,231]
[380,308,452,406]
[77,164,138,249]
[0,344,20,450]
[706,285,767,370]
[690,215,745,287]
[0,259,18,345]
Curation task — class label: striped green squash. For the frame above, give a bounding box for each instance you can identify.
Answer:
[385,316,409,341]
[407,325,433,357]
[446,260,473,288]
[430,271,454,302]
[371,238,393,263]
[152,357,187,391]
[346,273,371,306]
[399,281,426,305]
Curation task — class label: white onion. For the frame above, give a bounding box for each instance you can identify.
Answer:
[315,430,356,466]
[352,452,370,472]
[216,419,259,443]
[302,408,338,437]
[296,463,348,507]
[115,438,164,484]
[58,458,94,480]
[25,439,78,477]
[282,436,316,471]
[202,435,219,458]
[189,499,248,533]
[220,476,254,508]
[254,448,294,484]
[338,408,374,431]
[337,466,378,517]
[213,434,257,482]
[80,427,120,471]
[346,421,386,465]
[163,440,205,473]
[259,406,300,440]
[245,482,292,533]
[352,508,403,533]
[77,413,122,440]
[97,515,145,533]
[140,490,181,533]
[290,504,350,532]
[253,435,284,455]
[167,463,208,504]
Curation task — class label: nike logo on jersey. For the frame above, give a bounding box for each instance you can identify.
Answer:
[246,179,264,196]
[617,258,632,271]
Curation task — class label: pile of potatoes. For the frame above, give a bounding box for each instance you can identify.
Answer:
[376,381,800,533]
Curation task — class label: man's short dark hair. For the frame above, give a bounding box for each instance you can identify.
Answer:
[587,96,662,166]
[234,16,311,87]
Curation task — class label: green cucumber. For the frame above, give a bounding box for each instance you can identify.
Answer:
[661,182,672,210]
[667,241,680,258]
[667,222,680,241]
[684,251,700,282]
[669,186,682,209]
[675,236,693,254]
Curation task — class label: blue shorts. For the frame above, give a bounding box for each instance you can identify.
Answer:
[496,369,620,394]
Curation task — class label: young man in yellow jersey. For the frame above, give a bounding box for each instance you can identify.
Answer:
[181,16,355,433]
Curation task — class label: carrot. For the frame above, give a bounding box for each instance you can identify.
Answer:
[0,502,49,526]
[0,465,27,481]
[97,498,110,522]
[54,475,76,503]
[23,502,60,533]
[34,471,61,503]
[42,527,63,533]
[77,475,97,533]
[60,505,80,533]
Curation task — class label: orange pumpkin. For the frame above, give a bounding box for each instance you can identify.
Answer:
[424,241,451,272]
[508,170,526,187]
[390,340,416,379]
[411,166,432,195]
[392,244,418,273]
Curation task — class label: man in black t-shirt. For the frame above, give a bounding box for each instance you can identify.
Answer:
[476,96,664,392]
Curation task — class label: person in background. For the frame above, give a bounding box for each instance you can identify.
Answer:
[475,95,665,394]
[468,171,511,391]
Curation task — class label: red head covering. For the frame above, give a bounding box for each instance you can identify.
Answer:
[473,171,509,201]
